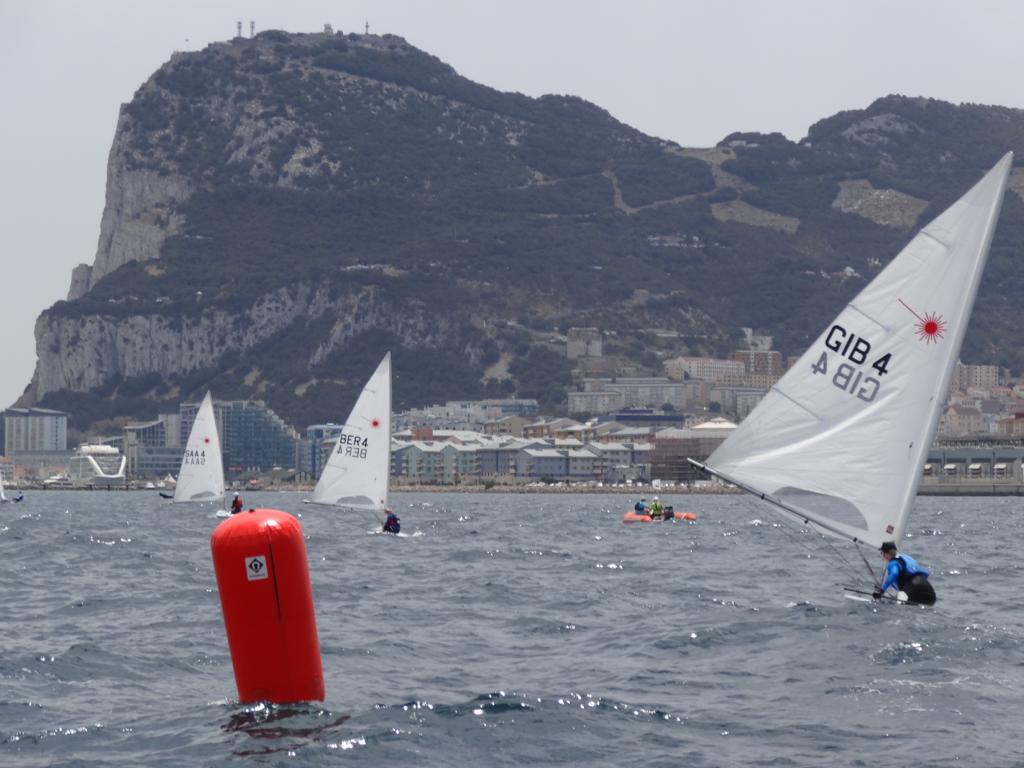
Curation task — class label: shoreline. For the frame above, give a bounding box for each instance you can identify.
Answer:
[19,482,1024,496]
[16,483,738,494]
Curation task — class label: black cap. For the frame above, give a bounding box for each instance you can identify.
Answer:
[879,541,898,554]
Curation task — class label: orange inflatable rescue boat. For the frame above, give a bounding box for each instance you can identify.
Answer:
[622,510,654,523]
[622,508,697,523]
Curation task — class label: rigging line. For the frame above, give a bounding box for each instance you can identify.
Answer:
[853,539,883,589]
[737,493,865,586]
[793,512,865,585]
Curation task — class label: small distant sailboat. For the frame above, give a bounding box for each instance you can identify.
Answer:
[689,153,1013,590]
[0,467,23,502]
[309,352,392,521]
[172,391,226,511]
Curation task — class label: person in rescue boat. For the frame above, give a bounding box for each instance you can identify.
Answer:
[382,508,401,534]
[649,496,664,520]
[873,541,936,605]
[633,497,647,515]
[230,493,243,514]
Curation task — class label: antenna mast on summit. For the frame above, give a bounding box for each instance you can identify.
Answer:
[365,21,370,34]
[250,21,255,37]
[236,21,242,38]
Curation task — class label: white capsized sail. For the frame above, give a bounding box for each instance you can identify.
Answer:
[309,352,392,512]
[693,153,1013,548]
[173,391,226,503]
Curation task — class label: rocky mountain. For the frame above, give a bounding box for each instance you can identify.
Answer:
[20,29,1024,433]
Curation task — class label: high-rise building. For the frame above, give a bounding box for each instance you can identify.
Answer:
[664,356,746,382]
[733,349,784,377]
[306,423,346,479]
[953,362,1000,391]
[3,408,68,455]
[179,399,298,475]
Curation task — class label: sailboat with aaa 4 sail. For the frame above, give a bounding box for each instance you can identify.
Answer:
[172,391,226,509]
[689,153,1013,586]
[309,352,392,518]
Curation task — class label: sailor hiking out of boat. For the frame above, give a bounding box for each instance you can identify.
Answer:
[874,541,936,605]
[230,493,243,515]
[382,508,400,534]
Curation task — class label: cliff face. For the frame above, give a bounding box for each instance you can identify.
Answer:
[69,114,193,300]
[36,281,462,394]
[23,31,1024,430]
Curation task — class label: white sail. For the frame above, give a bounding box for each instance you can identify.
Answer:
[0,468,7,502]
[310,352,392,512]
[700,153,1013,548]
[173,391,226,503]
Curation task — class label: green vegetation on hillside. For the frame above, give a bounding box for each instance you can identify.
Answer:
[36,35,1024,433]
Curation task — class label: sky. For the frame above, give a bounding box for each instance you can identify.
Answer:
[2,0,1024,409]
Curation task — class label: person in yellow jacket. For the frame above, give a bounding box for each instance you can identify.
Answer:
[649,496,664,520]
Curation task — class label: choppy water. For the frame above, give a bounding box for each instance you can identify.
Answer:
[1,491,1023,767]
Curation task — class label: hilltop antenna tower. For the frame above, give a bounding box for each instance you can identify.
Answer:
[250,21,255,37]
[365,21,370,34]
[236,21,242,38]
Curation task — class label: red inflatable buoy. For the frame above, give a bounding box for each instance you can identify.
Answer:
[210,508,324,703]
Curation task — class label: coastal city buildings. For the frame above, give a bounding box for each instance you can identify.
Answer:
[0,341,1021,488]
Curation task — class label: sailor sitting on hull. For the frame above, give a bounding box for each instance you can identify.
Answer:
[874,541,936,605]
[382,508,401,534]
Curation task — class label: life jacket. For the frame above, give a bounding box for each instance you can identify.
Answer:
[893,555,925,590]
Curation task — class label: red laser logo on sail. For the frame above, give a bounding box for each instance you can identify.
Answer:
[899,299,946,344]
[371,418,381,428]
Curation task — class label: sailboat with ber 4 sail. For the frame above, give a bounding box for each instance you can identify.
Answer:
[307,352,393,529]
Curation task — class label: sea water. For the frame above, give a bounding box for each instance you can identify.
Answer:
[1,491,1022,767]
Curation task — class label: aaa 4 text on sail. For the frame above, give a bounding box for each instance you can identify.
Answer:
[811,324,892,403]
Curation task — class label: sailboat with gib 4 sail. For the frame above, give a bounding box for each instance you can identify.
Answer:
[688,152,1014,599]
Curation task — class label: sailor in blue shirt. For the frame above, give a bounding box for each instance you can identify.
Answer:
[873,541,936,605]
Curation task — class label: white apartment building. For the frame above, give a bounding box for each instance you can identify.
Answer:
[953,362,1000,391]
[567,390,625,415]
[663,356,746,382]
